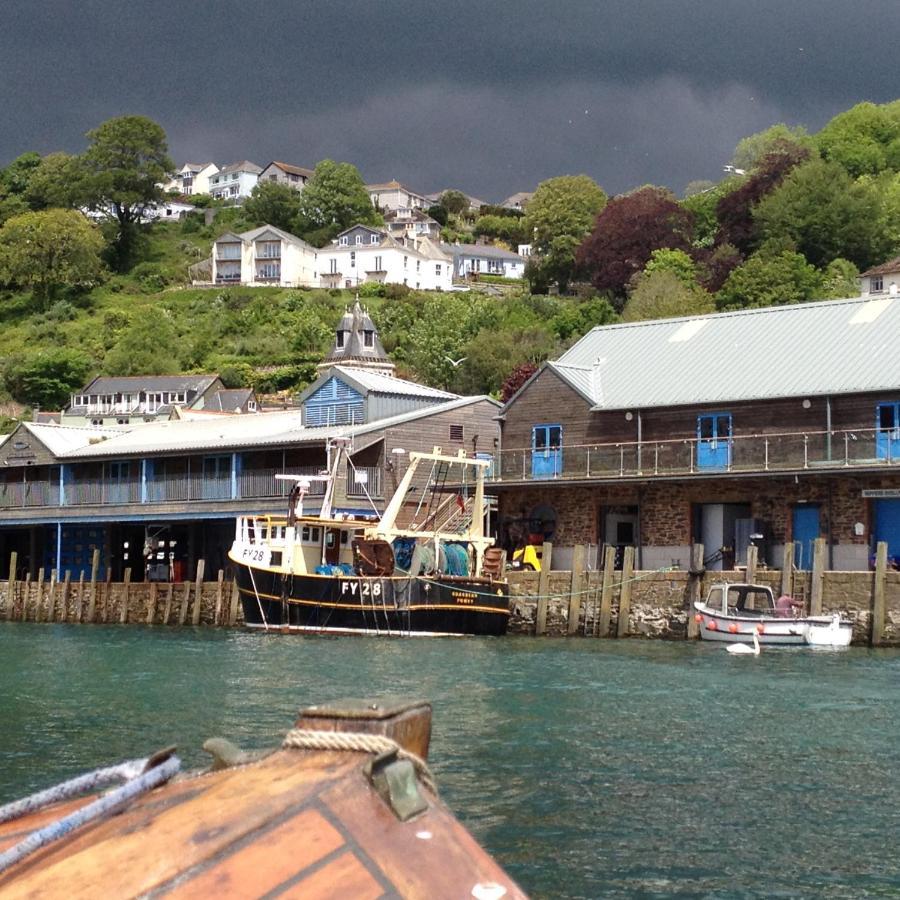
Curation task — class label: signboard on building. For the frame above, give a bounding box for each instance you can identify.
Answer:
[861,489,900,498]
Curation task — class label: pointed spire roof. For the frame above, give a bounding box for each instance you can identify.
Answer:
[318,298,395,374]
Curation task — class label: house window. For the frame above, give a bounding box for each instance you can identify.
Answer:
[330,259,338,274]
[258,262,281,279]
[416,260,420,272]
[340,236,348,246]
[435,264,441,275]
[247,400,257,412]
[370,234,379,244]
[355,235,362,245]
[259,242,280,258]
[449,424,464,442]
[350,251,356,268]
[871,275,884,293]
[336,331,345,348]
[374,256,382,271]
[363,330,374,348]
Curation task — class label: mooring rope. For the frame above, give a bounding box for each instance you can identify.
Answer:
[0,752,181,875]
[282,729,437,795]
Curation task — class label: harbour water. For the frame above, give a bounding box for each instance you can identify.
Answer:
[1,624,898,898]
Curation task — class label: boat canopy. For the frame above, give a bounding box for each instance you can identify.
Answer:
[704,583,776,617]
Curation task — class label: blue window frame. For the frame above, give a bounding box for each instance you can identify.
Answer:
[876,401,900,461]
[531,424,562,479]
[697,413,732,469]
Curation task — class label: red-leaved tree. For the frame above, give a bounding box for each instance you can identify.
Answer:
[500,361,539,403]
[576,187,694,305]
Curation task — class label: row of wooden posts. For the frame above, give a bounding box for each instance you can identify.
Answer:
[1,549,241,626]
[532,538,894,645]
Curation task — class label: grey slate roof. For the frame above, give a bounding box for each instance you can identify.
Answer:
[546,296,900,411]
[206,389,255,412]
[323,301,392,366]
[77,375,219,396]
[217,161,262,176]
[449,243,522,261]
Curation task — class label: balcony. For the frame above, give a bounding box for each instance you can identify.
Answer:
[346,465,383,499]
[492,427,900,485]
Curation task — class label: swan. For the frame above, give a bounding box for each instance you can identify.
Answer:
[726,631,761,655]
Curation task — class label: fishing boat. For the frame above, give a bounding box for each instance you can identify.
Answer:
[694,582,853,647]
[0,697,526,898]
[228,444,510,636]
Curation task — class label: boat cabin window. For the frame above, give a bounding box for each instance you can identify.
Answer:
[706,586,724,612]
[728,586,774,615]
[301,526,321,543]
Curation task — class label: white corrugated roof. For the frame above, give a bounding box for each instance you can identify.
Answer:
[553,296,900,410]
[23,422,130,455]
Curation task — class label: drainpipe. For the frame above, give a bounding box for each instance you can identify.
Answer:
[637,410,643,474]
[825,396,832,462]
[636,484,644,570]
[56,521,62,576]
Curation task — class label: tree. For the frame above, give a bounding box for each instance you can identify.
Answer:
[103,317,180,375]
[0,152,42,196]
[643,248,698,286]
[623,270,714,322]
[731,124,813,172]
[23,152,84,211]
[694,243,743,293]
[524,175,607,292]
[439,190,471,216]
[715,249,822,310]
[2,349,93,409]
[680,177,739,248]
[0,209,105,306]
[500,361,539,403]
[715,140,811,254]
[753,157,893,269]
[242,181,304,233]
[453,327,556,396]
[820,258,860,299]
[296,160,380,243]
[815,101,900,178]
[577,186,693,304]
[80,115,174,270]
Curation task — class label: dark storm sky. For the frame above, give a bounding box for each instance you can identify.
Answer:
[3,0,899,201]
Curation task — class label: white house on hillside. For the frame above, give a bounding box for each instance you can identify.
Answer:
[166,162,219,196]
[366,180,428,212]
[211,224,318,287]
[450,243,525,280]
[318,225,453,291]
[258,161,315,192]
[860,255,900,297]
[209,161,262,202]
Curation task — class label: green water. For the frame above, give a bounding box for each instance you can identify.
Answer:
[1,624,898,899]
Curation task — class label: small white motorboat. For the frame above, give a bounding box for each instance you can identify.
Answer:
[694,583,853,647]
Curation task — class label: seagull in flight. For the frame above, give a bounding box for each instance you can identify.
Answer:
[445,356,467,367]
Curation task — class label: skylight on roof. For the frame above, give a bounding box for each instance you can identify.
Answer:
[849,296,893,324]
[668,319,709,343]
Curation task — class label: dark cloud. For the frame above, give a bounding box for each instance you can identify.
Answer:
[3,0,899,199]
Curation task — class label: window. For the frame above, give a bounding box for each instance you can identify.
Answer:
[370,234,379,244]
[355,235,362,245]
[403,256,408,268]
[258,241,280,258]
[449,424,464,441]
[258,262,281,279]
[363,330,374,348]
[872,275,884,292]
[416,259,421,272]
[435,264,441,275]
[329,259,338,273]
[350,251,356,268]
[374,255,382,271]
[340,236,348,246]
[247,400,257,411]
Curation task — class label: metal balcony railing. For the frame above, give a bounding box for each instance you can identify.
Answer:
[346,465,383,498]
[492,427,899,484]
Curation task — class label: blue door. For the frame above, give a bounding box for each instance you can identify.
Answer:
[874,499,900,566]
[531,425,562,479]
[792,505,820,570]
[106,461,132,504]
[876,402,900,461]
[697,414,732,469]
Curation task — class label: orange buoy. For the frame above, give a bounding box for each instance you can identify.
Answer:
[708,620,718,631]
[728,623,738,633]
[694,613,702,623]
[757,624,765,634]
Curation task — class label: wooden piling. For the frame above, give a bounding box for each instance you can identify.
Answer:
[686,543,704,639]
[215,570,224,625]
[780,541,794,598]
[22,573,31,621]
[535,542,552,636]
[809,537,826,615]
[872,541,888,646]
[147,582,158,625]
[100,568,112,623]
[567,545,586,635]
[120,568,132,624]
[745,545,758,585]
[192,560,205,626]
[76,572,85,622]
[163,583,174,625]
[4,551,17,621]
[597,545,616,637]
[86,550,100,623]
[34,568,45,623]
[229,579,240,626]
[47,570,57,622]
[178,581,190,626]
[616,546,635,639]
[61,570,71,622]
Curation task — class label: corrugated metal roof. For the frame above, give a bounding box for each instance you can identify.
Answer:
[554,296,900,410]
[22,422,130,455]
[329,366,458,399]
